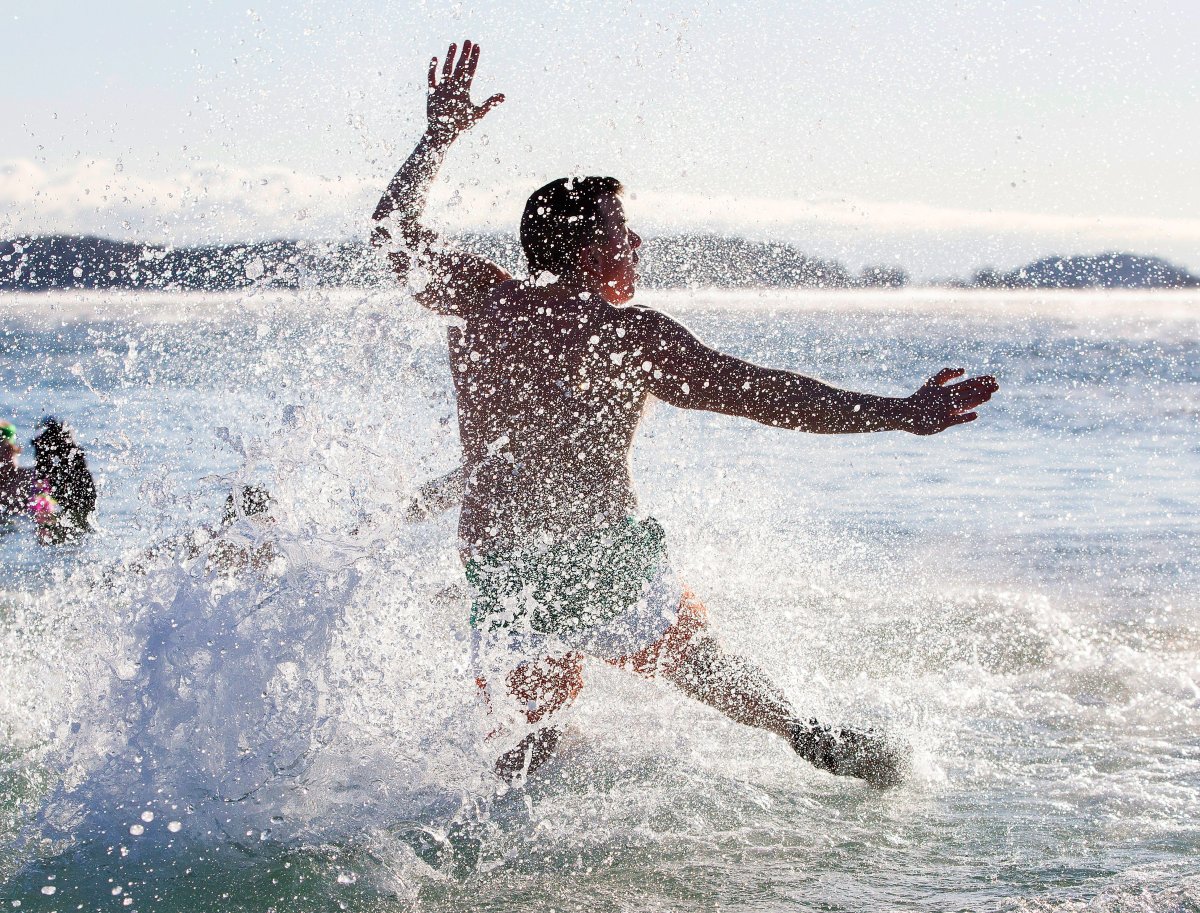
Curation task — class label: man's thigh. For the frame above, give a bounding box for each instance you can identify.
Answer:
[608,588,708,677]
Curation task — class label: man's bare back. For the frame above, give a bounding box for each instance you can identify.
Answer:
[454,283,666,555]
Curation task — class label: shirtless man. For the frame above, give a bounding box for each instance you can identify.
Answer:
[372,41,998,787]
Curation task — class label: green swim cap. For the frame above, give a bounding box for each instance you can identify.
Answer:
[0,422,16,442]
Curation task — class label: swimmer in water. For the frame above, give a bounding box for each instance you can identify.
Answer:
[30,416,97,543]
[0,422,33,522]
[372,41,999,787]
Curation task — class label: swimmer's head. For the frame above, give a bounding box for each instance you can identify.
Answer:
[521,177,641,304]
[222,485,274,526]
[31,417,79,469]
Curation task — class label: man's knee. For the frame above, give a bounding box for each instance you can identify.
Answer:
[635,590,709,676]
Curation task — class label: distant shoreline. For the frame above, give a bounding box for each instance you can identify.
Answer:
[6,288,1199,333]
[3,234,1197,293]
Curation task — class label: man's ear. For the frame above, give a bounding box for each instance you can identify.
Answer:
[578,243,603,275]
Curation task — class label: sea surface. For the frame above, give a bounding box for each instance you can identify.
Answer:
[1,287,1198,912]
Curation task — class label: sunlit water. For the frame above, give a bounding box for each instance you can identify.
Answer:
[1,287,1198,912]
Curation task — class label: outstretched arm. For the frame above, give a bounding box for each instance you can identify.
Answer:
[372,40,509,316]
[634,310,998,434]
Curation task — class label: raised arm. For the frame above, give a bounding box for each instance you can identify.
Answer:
[632,309,998,435]
[372,40,509,316]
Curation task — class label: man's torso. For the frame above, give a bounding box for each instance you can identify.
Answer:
[451,281,661,556]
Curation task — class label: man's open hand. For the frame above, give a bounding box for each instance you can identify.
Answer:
[900,368,999,435]
[426,40,504,142]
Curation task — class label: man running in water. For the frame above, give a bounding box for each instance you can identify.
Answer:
[372,41,998,787]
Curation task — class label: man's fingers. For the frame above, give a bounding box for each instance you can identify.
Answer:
[952,374,999,393]
[946,376,999,410]
[442,44,456,80]
[428,56,438,89]
[480,93,505,115]
[454,40,473,78]
[946,412,978,427]
[926,367,965,388]
[468,43,481,77]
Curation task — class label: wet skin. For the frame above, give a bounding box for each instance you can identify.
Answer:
[448,194,998,557]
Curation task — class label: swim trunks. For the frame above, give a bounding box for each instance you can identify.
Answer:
[466,517,706,742]
[465,516,679,655]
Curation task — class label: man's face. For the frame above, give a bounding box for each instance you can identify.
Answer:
[589,194,641,305]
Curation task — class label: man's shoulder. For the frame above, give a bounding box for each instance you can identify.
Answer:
[465,278,528,319]
[611,303,689,346]
[607,302,664,326]
[452,279,517,325]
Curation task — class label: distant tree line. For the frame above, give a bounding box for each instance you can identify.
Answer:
[2,235,1195,293]
[963,253,1199,290]
[0,236,374,292]
[0,234,908,292]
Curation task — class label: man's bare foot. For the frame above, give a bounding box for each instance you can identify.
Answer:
[788,719,908,788]
[494,726,564,783]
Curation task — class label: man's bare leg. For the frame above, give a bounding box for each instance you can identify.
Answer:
[663,634,907,787]
[662,634,795,737]
[486,650,583,784]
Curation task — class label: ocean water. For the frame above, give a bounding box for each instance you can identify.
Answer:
[1,287,1198,912]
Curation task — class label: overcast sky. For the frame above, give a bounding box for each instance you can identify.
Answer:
[2,0,1197,277]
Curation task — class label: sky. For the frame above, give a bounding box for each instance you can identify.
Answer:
[2,0,1197,278]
